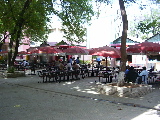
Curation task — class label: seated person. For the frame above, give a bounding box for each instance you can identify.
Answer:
[72,62,80,79]
[125,66,138,83]
[125,65,130,75]
[139,67,148,84]
[58,61,65,70]
[72,62,80,71]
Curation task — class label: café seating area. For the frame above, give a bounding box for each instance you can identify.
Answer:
[1,62,160,85]
[37,69,82,83]
[36,64,118,84]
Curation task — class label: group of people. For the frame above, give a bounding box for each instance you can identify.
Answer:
[65,57,80,71]
[14,60,29,67]
[49,57,81,71]
[125,66,149,84]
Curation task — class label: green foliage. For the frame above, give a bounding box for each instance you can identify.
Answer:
[0,55,7,64]
[79,59,83,64]
[79,59,90,64]
[137,18,160,35]
[0,0,51,42]
[92,55,97,59]
[133,5,160,36]
[141,35,148,40]
[7,66,15,73]
[0,0,94,67]
[128,3,159,39]
[57,0,94,43]
[0,59,5,64]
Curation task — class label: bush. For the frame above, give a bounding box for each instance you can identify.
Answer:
[79,60,91,64]
[0,60,6,64]
[7,66,15,73]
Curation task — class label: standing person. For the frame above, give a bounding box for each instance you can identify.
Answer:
[66,60,72,71]
[139,67,148,84]
[75,57,80,64]
[69,57,73,65]
[96,57,101,66]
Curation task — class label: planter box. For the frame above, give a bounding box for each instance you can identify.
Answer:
[3,71,26,78]
[98,83,153,98]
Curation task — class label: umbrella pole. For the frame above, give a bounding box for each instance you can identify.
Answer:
[106,57,107,73]
[91,55,94,76]
[83,55,84,64]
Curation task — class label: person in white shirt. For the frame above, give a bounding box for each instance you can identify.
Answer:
[66,60,72,71]
[21,60,27,67]
[139,67,148,84]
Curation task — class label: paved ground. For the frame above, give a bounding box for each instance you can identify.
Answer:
[0,70,160,120]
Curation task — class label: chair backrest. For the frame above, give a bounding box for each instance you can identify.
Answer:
[42,70,47,72]
[72,70,80,75]
[103,72,109,78]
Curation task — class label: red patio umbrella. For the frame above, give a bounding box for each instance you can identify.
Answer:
[89,46,121,58]
[29,48,39,54]
[30,46,63,55]
[89,46,121,73]
[63,47,89,55]
[18,51,30,55]
[127,42,160,54]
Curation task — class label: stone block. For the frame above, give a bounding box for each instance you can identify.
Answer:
[105,86,117,95]
[97,83,153,98]
[3,71,26,78]
[116,87,130,97]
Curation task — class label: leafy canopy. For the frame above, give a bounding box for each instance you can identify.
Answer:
[0,0,94,43]
[136,7,160,35]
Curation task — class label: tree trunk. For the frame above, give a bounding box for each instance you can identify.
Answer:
[0,33,8,51]
[117,0,128,86]
[7,0,31,68]
[119,0,127,72]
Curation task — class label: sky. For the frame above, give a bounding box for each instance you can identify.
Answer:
[48,0,159,49]
[86,0,160,48]
[86,1,119,48]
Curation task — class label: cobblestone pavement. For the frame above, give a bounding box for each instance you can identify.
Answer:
[0,70,160,120]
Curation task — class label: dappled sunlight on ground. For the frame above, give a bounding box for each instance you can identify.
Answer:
[154,104,160,109]
[62,81,76,85]
[70,82,100,95]
[1,71,160,120]
[73,87,99,94]
[131,109,160,120]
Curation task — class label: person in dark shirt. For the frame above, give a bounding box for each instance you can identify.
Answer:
[75,57,80,64]
[125,66,138,83]
[125,65,130,75]
[69,57,73,65]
